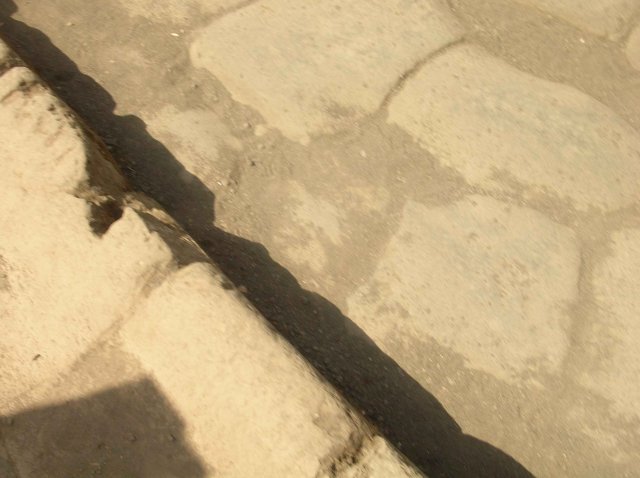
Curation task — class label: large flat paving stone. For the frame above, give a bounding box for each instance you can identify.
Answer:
[388,45,640,212]
[580,228,640,420]
[191,0,462,143]
[347,196,579,382]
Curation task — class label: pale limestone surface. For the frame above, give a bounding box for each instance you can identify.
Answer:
[120,263,422,477]
[627,23,640,71]
[120,263,358,478]
[0,72,172,411]
[581,228,640,420]
[191,0,462,143]
[515,0,639,37]
[347,196,579,382]
[388,44,640,211]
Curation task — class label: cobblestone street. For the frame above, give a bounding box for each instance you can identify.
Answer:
[2,0,640,476]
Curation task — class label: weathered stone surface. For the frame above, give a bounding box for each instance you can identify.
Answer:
[121,262,423,477]
[191,0,462,143]
[388,45,640,211]
[348,196,579,382]
[0,75,173,411]
[515,0,639,38]
[626,23,640,71]
[120,263,361,477]
[1,70,83,191]
[581,228,640,419]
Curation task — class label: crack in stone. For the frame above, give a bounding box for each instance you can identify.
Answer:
[379,37,467,112]
[316,430,371,478]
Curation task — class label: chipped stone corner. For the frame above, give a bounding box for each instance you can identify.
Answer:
[317,433,424,478]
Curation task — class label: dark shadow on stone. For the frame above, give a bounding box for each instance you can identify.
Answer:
[0,3,534,476]
[0,379,207,477]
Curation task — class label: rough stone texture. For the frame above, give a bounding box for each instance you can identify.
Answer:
[581,228,640,420]
[627,23,640,71]
[0,72,172,410]
[120,263,359,478]
[388,44,640,211]
[515,0,639,38]
[348,196,579,382]
[191,0,462,143]
[0,42,421,478]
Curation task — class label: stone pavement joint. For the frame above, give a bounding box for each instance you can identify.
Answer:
[379,37,467,112]
[347,196,580,382]
[387,43,640,212]
[191,0,463,143]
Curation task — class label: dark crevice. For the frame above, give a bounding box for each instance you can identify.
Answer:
[134,209,210,266]
[0,2,534,476]
[88,198,123,236]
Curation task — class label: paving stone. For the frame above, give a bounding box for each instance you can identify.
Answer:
[0,197,172,411]
[347,196,579,382]
[1,71,84,191]
[626,23,640,71]
[120,263,420,478]
[388,45,640,211]
[581,228,640,419]
[516,0,639,38]
[191,0,462,143]
[0,77,174,410]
